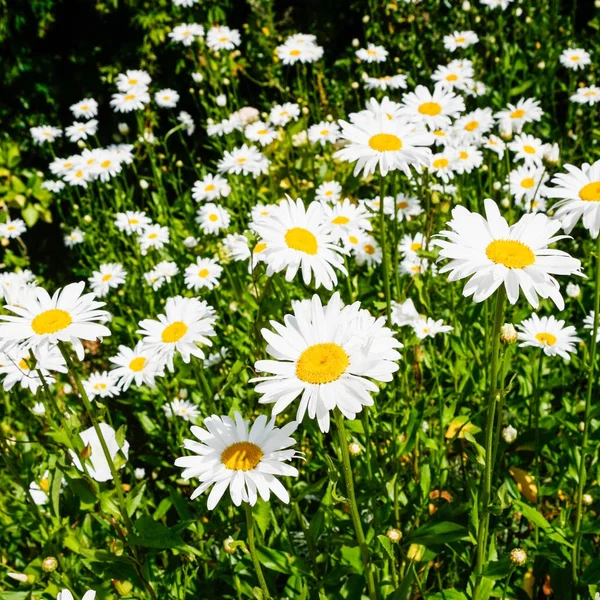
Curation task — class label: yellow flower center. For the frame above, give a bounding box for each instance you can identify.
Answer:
[296,342,349,384]
[364,244,376,255]
[129,357,147,372]
[332,216,350,225]
[221,441,263,471]
[94,383,107,391]
[75,171,84,179]
[320,129,330,135]
[433,158,449,169]
[18,358,30,370]
[465,120,479,131]
[124,94,135,101]
[521,177,535,189]
[397,201,408,209]
[579,181,600,202]
[81,105,88,111]
[128,78,138,85]
[325,190,333,196]
[485,240,535,269]
[348,235,359,244]
[32,309,72,335]
[510,109,526,119]
[459,151,468,160]
[446,73,458,81]
[367,49,377,56]
[101,273,113,282]
[101,160,111,168]
[368,133,402,152]
[148,233,158,239]
[290,49,301,56]
[535,332,557,346]
[418,102,442,116]
[455,36,466,43]
[257,129,268,135]
[410,242,422,251]
[571,55,580,61]
[237,157,247,164]
[433,130,446,137]
[161,321,188,343]
[205,184,216,191]
[209,214,219,222]
[219,36,228,42]
[285,227,318,254]
[523,145,536,154]
[40,477,50,492]
[129,219,139,225]
[198,268,210,278]
[584,90,597,97]
[254,242,267,253]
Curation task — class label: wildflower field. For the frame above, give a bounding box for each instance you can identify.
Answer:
[2,0,600,598]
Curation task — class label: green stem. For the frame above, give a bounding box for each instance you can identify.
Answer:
[379,173,392,326]
[533,351,544,546]
[502,565,516,600]
[473,287,506,599]
[245,503,271,599]
[334,408,378,600]
[572,232,600,584]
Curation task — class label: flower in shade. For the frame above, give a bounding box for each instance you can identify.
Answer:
[163,399,201,421]
[174,412,300,508]
[433,198,582,309]
[516,313,581,360]
[559,48,591,71]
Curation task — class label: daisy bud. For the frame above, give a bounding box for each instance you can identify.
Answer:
[223,78,230,85]
[1,238,9,247]
[223,536,237,554]
[183,236,198,248]
[175,160,183,168]
[421,421,430,433]
[510,548,527,566]
[499,122,512,139]
[502,425,518,443]
[386,528,402,543]
[462,0,470,10]
[302,106,310,115]
[140,180,149,190]
[544,143,560,165]
[362,15,370,23]
[351,82,360,89]
[216,94,227,107]
[118,122,130,135]
[41,557,58,572]
[77,140,86,149]
[179,388,189,399]
[579,421,585,432]
[134,468,146,480]
[63,383,73,394]
[537,61,546,70]
[566,283,581,298]
[500,323,518,344]
[583,493,593,505]
[515,7,523,16]
[352,38,360,47]
[493,181,502,191]
[501,197,510,208]
[83,215,92,224]
[348,442,362,456]
[525,16,532,23]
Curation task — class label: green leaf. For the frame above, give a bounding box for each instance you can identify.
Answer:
[340,545,363,574]
[50,467,62,519]
[426,590,468,600]
[125,482,146,518]
[253,499,271,537]
[255,545,306,574]
[21,203,39,227]
[407,521,469,546]
[377,534,394,560]
[128,515,185,549]
[482,555,512,580]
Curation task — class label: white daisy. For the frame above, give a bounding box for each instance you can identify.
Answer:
[269,102,301,127]
[315,181,342,203]
[169,23,204,46]
[109,342,165,390]
[88,263,127,298]
[115,211,151,234]
[559,48,591,71]
[192,174,231,202]
[517,313,581,360]
[184,257,223,291]
[364,74,407,91]
[399,85,465,129]
[0,218,27,240]
[443,30,479,52]
[196,203,231,235]
[138,224,170,253]
[412,317,454,339]
[206,26,241,51]
[70,98,99,119]
[154,88,180,108]
[356,43,388,63]
[83,371,120,400]
[163,399,201,422]
[308,122,340,146]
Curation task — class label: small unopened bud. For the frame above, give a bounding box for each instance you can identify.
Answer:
[42,557,58,572]
[462,0,471,10]
[348,442,361,456]
[77,140,86,149]
[63,383,73,394]
[112,580,133,596]
[81,443,92,460]
[515,7,523,16]
[216,94,227,107]
[583,493,593,506]
[83,215,92,224]
[386,528,402,543]
[537,61,546,70]
[362,15,370,23]
[352,38,360,48]
[510,548,527,566]
[500,323,518,344]
[579,421,585,432]
[179,388,189,399]
[501,197,510,208]
[175,160,183,168]
[140,179,149,190]
[134,468,146,480]
[351,81,360,89]
[118,122,130,135]
[566,283,581,298]
[493,181,502,191]
[223,536,237,554]
[502,425,517,443]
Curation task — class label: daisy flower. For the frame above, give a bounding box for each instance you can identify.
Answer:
[184,257,223,291]
[196,203,231,234]
[245,121,278,146]
[508,134,546,166]
[509,165,549,205]
[495,97,543,135]
[395,194,424,221]
[64,228,85,247]
[175,412,300,508]
[308,121,340,146]
[453,108,494,143]
[0,345,66,393]
[391,298,420,327]
[399,256,430,277]
[0,218,27,239]
[116,69,151,92]
[412,317,454,339]
[0,282,110,359]
[480,0,514,8]
[163,399,201,422]
[155,88,180,108]
[322,198,372,240]
[354,236,382,267]
[71,423,129,482]
[206,26,241,51]
[138,224,170,253]
[356,43,388,63]
[398,233,427,257]
[483,135,507,157]
[115,211,151,234]
[364,74,407,91]
[178,111,195,136]
[429,149,458,182]
[443,30,479,52]
[57,591,96,600]
[70,98,98,119]
[41,180,65,192]
[29,471,51,505]
[559,48,592,71]
[109,342,165,390]
[137,296,217,371]
[453,144,483,174]
[335,113,433,178]
[30,126,62,145]
[110,88,150,113]
[315,180,342,203]
[90,150,123,182]
[433,198,582,309]
[83,371,120,400]
[399,85,465,130]
[217,144,269,177]
[276,38,323,65]
[65,120,98,142]
[431,59,474,91]
[570,86,600,106]
[251,293,401,432]
[583,311,600,342]
[269,102,301,127]
[88,263,127,298]
[547,160,600,238]
[192,174,231,203]
[252,196,347,290]
[169,23,204,46]
[517,313,581,360]
[223,233,251,261]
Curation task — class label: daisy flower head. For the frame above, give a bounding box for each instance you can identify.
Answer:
[508,134,546,166]
[83,371,120,400]
[70,98,98,119]
[137,296,217,371]
[223,233,251,262]
[453,108,494,144]
[412,317,454,340]
[0,218,27,240]
[584,311,600,342]
[175,412,300,508]
[110,87,150,113]
[0,345,66,394]
[184,257,223,291]
[196,203,231,234]
[88,263,127,298]
[65,120,98,142]
[509,165,549,205]
[364,74,407,91]
[116,69,151,92]
[245,121,277,147]
[0,281,111,360]
[251,293,401,432]
[173,0,198,5]
[269,102,301,127]
[517,313,581,360]
[570,86,600,106]
[178,111,195,136]
[395,194,424,221]
[349,96,403,123]
[57,591,96,600]
[308,121,340,146]
[169,23,204,46]
[206,26,241,51]
[354,235,382,267]
[138,224,170,253]
[398,232,427,257]
[356,43,388,63]
[29,470,51,505]
[433,198,582,309]
[155,88,180,108]
[398,85,465,130]
[559,48,592,71]
[431,59,474,91]
[163,399,201,422]
[443,30,479,52]
[252,196,347,290]
[429,148,458,182]
[452,144,483,174]
[217,144,270,177]
[71,423,129,482]
[391,298,420,327]
[192,174,231,202]
[322,198,372,240]
[115,211,151,234]
[109,342,165,390]
[41,180,65,193]
[30,126,62,145]
[89,149,123,182]
[484,135,507,157]
[480,0,514,8]
[335,112,434,178]
[399,256,431,277]
[547,159,600,238]
[64,228,85,248]
[315,180,342,203]
[495,97,543,135]
[276,37,324,65]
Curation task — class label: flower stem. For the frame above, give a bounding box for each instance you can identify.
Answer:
[473,287,506,599]
[379,173,392,326]
[334,408,378,600]
[244,503,271,599]
[533,351,544,545]
[572,232,600,584]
